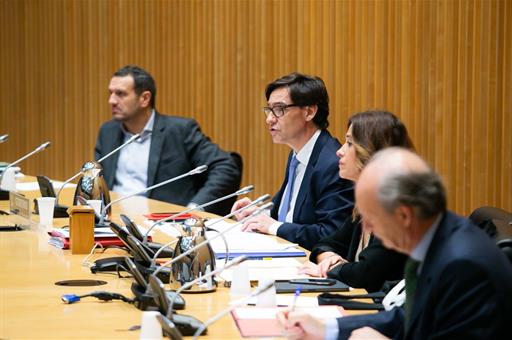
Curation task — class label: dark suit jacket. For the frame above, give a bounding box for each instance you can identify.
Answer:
[270,130,354,250]
[335,211,512,339]
[310,218,406,292]
[94,112,241,215]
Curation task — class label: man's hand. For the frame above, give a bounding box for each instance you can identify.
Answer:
[240,214,277,234]
[349,327,390,340]
[277,311,326,340]
[231,197,256,221]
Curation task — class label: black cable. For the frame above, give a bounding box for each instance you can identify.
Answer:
[61,291,135,304]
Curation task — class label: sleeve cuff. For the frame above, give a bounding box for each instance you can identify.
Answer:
[324,318,340,340]
[268,222,283,235]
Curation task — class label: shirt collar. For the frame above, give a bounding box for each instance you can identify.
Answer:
[294,129,321,165]
[410,213,443,263]
[120,110,155,141]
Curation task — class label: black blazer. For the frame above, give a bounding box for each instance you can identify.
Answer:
[310,218,406,292]
[335,211,512,339]
[270,130,354,250]
[94,112,241,215]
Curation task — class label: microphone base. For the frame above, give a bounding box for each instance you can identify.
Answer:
[138,261,172,284]
[90,256,130,273]
[146,241,174,258]
[95,221,111,228]
[54,205,69,218]
[131,283,185,311]
[168,312,207,336]
[33,199,69,217]
[0,189,9,200]
[156,314,184,340]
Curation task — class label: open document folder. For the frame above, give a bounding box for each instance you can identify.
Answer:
[205,219,306,259]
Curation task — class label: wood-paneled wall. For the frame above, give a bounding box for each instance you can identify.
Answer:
[1,0,510,215]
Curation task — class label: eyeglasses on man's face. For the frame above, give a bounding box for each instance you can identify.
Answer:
[263,104,301,119]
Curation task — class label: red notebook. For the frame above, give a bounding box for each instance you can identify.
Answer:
[47,229,125,250]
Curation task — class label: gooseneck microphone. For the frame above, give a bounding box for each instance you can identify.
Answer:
[1,141,51,176]
[0,134,8,143]
[143,184,255,243]
[55,133,141,204]
[149,193,269,267]
[152,200,274,278]
[98,165,208,225]
[167,256,248,315]
[191,281,275,339]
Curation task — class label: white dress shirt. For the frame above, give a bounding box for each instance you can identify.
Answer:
[268,129,322,235]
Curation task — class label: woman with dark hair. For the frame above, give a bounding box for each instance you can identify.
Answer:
[299,110,414,292]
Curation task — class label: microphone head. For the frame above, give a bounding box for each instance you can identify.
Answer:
[36,141,51,152]
[0,134,8,143]
[253,194,271,205]
[189,165,208,175]
[236,185,254,195]
[128,133,142,143]
[253,202,274,215]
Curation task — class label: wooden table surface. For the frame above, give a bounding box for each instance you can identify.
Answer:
[0,177,372,339]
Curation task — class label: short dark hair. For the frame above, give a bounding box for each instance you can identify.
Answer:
[265,72,329,129]
[113,65,156,108]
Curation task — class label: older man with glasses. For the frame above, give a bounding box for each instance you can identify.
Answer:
[231,72,354,250]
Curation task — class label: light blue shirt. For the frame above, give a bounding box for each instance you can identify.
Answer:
[409,213,442,274]
[112,111,155,196]
[323,213,443,339]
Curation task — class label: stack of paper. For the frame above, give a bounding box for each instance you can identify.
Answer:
[218,258,308,282]
[47,227,124,249]
[207,229,306,259]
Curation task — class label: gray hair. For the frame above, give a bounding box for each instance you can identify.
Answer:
[377,170,447,219]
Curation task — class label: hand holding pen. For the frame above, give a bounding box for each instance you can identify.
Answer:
[278,295,327,340]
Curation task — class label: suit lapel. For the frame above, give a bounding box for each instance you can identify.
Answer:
[104,126,124,188]
[147,112,166,187]
[292,130,328,219]
[272,153,292,217]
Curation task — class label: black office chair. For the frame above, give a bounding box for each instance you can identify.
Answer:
[468,206,512,264]
[220,152,243,215]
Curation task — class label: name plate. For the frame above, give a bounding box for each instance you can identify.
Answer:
[9,191,31,219]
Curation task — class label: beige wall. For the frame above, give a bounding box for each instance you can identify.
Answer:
[1,0,510,215]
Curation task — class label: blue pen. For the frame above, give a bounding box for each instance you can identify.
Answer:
[289,286,302,312]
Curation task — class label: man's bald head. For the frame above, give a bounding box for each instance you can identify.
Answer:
[356,148,446,254]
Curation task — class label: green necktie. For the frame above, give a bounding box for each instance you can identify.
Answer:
[404,258,420,329]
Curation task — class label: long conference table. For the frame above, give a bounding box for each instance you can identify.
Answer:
[0,176,373,339]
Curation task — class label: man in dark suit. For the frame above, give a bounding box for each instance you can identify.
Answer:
[232,72,354,250]
[281,148,512,339]
[95,65,241,215]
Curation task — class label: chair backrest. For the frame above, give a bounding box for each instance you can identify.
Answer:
[468,206,512,264]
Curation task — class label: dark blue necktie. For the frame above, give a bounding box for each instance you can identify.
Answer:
[278,156,299,222]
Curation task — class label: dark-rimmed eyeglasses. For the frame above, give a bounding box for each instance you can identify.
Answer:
[263,104,301,118]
